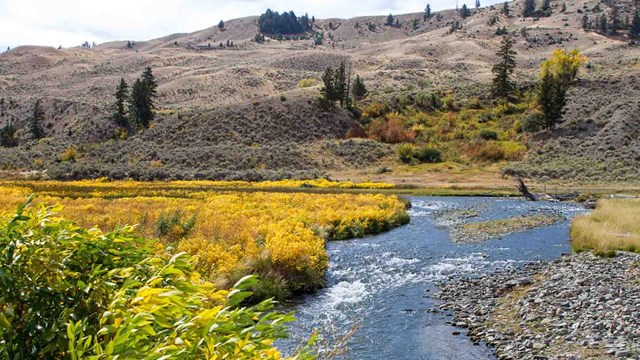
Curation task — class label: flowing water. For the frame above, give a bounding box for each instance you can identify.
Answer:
[279,197,587,360]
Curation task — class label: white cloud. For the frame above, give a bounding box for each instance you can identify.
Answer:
[0,0,504,50]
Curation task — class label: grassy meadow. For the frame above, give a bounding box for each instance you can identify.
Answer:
[571,199,640,255]
[0,179,408,300]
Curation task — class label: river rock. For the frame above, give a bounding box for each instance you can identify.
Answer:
[434,252,640,359]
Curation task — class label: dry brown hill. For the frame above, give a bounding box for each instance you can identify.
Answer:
[0,0,638,181]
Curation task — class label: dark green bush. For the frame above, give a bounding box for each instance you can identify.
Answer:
[414,146,443,163]
[521,112,545,133]
[479,129,499,141]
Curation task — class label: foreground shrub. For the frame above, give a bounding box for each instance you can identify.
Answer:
[0,197,311,359]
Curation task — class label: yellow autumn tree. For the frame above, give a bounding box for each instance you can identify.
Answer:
[540,49,587,86]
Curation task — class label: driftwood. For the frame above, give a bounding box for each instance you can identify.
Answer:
[515,177,537,201]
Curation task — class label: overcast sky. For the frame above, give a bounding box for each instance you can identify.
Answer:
[0,0,504,51]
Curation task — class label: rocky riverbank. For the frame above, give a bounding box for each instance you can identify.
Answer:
[436,252,640,359]
[450,211,565,243]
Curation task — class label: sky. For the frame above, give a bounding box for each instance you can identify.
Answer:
[0,0,504,51]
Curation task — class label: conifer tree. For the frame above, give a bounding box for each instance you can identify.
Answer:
[129,67,158,128]
[561,3,567,12]
[582,15,589,30]
[503,1,510,16]
[112,78,129,127]
[320,67,337,109]
[599,14,608,34]
[476,0,481,9]
[30,99,45,140]
[387,14,395,26]
[491,36,517,100]
[425,4,432,20]
[523,0,536,17]
[611,8,620,35]
[539,72,566,131]
[460,4,471,18]
[631,12,640,41]
[218,20,225,29]
[542,0,551,14]
[0,122,17,147]
[351,75,368,100]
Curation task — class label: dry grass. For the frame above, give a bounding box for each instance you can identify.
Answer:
[571,199,640,254]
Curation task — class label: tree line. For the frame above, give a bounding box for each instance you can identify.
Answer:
[258,9,313,35]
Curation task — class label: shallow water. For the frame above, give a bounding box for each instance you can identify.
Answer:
[279,197,586,360]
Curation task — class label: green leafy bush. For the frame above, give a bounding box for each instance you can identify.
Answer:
[155,209,197,242]
[396,143,414,163]
[414,146,443,163]
[0,197,312,360]
[479,129,499,141]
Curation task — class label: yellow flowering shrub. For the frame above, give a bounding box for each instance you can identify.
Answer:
[0,181,408,299]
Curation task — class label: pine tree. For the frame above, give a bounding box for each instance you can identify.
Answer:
[503,1,510,16]
[582,15,589,30]
[113,78,129,127]
[476,0,481,9]
[30,99,45,140]
[631,12,640,41]
[387,14,395,26]
[129,67,158,128]
[542,0,551,14]
[0,122,17,147]
[460,4,471,18]
[523,0,536,17]
[611,8,620,35]
[561,3,567,12]
[320,67,337,109]
[599,14,608,34]
[425,4,432,20]
[351,75,368,100]
[539,72,566,131]
[491,36,517,100]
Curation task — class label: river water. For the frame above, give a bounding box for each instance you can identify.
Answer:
[279,196,586,359]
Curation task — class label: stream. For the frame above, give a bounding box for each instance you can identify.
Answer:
[279,196,586,359]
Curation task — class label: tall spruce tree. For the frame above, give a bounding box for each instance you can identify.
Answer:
[425,4,432,20]
[0,122,17,147]
[491,36,517,100]
[539,72,566,131]
[631,12,640,41]
[387,14,395,26]
[523,0,536,17]
[30,99,45,140]
[599,14,608,34]
[582,15,589,30]
[460,4,471,18]
[352,75,368,100]
[476,0,481,9]
[129,67,158,129]
[503,1,510,15]
[542,0,551,14]
[113,78,129,127]
[320,67,337,109]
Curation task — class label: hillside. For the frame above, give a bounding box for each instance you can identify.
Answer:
[0,0,639,182]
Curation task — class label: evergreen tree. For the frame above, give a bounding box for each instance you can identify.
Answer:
[523,0,536,17]
[539,72,566,131]
[0,122,17,147]
[425,4,432,20]
[460,4,471,18]
[542,0,551,14]
[351,75,368,100]
[129,67,158,128]
[503,1,510,16]
[491,36,517,100]
[631,12,640,40]
[582,15,589,30]
[218,20,225,29]
[561,3,567,12]
[476,0,481,9]
[387,14,395,26]
[320,67,337,109]
[599,14,608,34]
[611,8,620,35]
[112,78,129,127]
[30,99,45,140]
